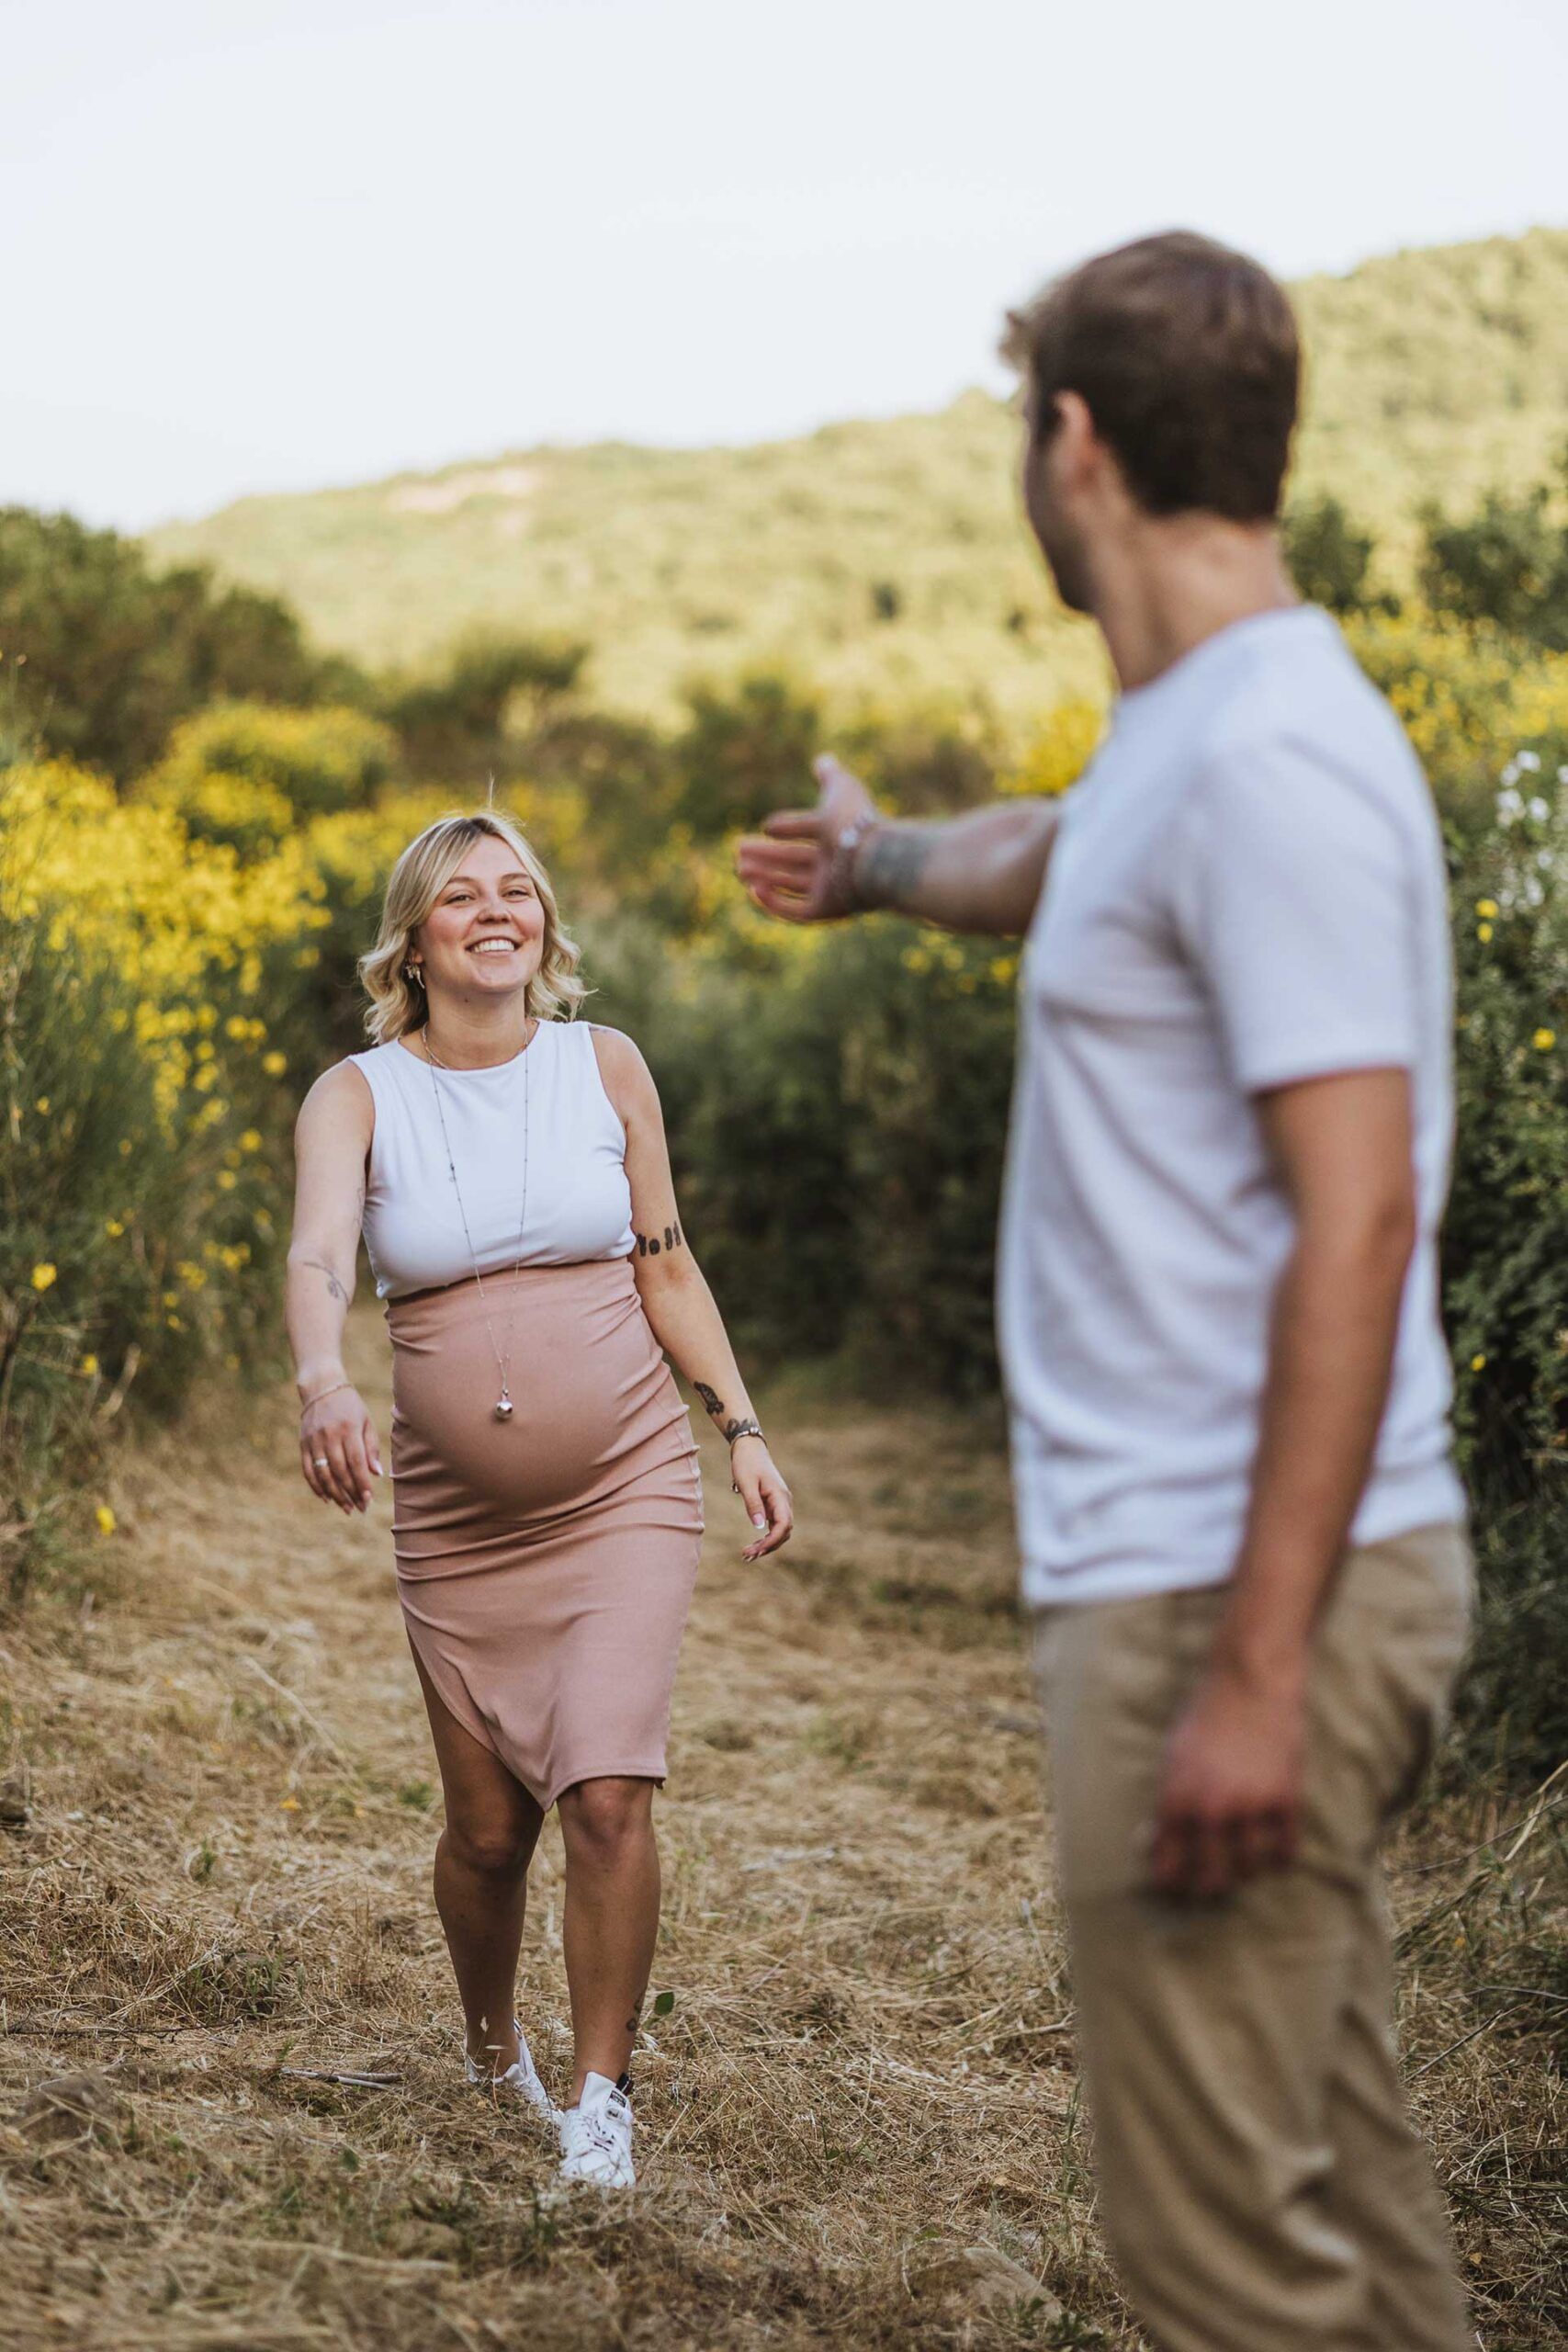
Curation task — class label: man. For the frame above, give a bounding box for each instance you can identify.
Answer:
[735,232,1475,2351]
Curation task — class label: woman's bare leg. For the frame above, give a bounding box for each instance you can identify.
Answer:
[410,1646,544,2075]
[556,1777,660,2102]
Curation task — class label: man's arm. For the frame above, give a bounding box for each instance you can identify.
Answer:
[1149,1065,1417,1899]
[734,754,1060,937]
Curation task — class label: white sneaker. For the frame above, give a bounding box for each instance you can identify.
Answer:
[464,2018,557,2123]
[557,2071,635,2187]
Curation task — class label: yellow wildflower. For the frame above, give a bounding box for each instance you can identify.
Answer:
[95,1504,117,1535]
[1470,1353,1486,1373]
[1475,898,1499,919]
[1477,922,1494,944]
[34,1096,51,1114]
[280,1795,300,1813]
[1533,1028,1556,1051]
[105,1217,125,1237]
[240,1129,262,1152]
[30,1263,57,1291]
[262,1051,287,1078]
[80,1352,99,1376]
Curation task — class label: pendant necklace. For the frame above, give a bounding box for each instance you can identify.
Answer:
[420,1021,534,1423]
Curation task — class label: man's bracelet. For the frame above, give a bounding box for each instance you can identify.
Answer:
[829,815,886,912]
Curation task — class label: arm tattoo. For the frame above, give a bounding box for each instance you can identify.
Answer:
[694,1383,726,1420]
[635,1221,684,1259]
[855,825,936,912]
[301,1256,349,1305]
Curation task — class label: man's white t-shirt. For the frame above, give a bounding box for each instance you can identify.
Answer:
[996,605,1466,1610]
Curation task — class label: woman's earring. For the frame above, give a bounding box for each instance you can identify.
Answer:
[403,961,422,985]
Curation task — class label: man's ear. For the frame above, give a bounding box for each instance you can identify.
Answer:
[1051,390,1098,477]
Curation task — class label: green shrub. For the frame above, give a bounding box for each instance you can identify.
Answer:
[148,701,395,820]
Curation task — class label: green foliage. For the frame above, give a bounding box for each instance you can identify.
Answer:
[1282,492,1390,615]
[380,632,587,775]
[589,919,1018,1392]
[669,672,822,838]
[0,507,350,780]
[1421,451,1568,651]
[1444,755,1568,1487]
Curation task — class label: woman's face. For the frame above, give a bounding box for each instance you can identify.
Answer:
[412,837,547,1007]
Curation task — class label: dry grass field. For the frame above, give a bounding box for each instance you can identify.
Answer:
[1,1305,1563,2350]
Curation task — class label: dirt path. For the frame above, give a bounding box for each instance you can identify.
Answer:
[0,1310,1557,2347]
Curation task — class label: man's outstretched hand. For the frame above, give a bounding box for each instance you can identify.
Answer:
[734,754,879,924]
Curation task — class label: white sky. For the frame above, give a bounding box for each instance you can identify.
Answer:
[4,0,1565,531]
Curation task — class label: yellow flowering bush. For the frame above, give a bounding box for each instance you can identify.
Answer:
[1347,609,1568,800]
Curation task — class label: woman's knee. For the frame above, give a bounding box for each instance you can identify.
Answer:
[558,1776,653,1869]
[442,1806,539,1880]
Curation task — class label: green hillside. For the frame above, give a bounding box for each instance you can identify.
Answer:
[146,228,1568,729]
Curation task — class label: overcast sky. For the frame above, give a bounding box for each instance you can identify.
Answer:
[4,0,1565,532]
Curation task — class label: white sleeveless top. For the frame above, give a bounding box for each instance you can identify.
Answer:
[345,1022,636,1300]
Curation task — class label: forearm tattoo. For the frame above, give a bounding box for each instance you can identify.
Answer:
[635,1221,684,1259]
[301,1256,349,1304]
[696,1384,752,1442]
[856,825,936,911]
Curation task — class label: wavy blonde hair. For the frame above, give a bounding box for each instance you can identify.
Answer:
[358,810,587,1045]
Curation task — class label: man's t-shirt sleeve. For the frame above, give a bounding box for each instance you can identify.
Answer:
[1171,739,1420,1094]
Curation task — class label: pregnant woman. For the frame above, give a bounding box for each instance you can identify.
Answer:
[286,809,793,2188]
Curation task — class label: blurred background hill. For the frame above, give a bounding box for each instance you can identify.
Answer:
[142,228,1568,725]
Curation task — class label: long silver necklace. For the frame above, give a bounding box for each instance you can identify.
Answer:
[420,1022,534,1423]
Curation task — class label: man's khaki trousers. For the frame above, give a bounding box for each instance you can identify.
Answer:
[1031,1523,1475,2352]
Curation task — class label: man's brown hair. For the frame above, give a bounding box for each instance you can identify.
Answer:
[1002,232,1300,523]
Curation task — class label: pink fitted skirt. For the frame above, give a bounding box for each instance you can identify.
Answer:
[386,1256,704,1811]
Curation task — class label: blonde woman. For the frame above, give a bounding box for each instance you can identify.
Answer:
[287,810,793,2188]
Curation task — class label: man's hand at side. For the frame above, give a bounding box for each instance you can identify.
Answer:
[1149,1654,1304,1898]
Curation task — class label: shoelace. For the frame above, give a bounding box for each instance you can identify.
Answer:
[568,2095,629,2160]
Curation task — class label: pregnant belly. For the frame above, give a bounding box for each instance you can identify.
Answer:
[387,1258,691,1530]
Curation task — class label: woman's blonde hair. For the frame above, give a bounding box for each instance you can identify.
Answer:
[358,810,587,1045]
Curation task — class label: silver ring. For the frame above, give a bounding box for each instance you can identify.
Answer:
[311,1457,329,1469]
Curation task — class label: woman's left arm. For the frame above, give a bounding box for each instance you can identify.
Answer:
[592,1027,794,1562]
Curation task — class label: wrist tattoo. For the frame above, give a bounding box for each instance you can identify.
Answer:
[857,826,935,912]
[635,1221,684,1259]
[695,1383,726,1419]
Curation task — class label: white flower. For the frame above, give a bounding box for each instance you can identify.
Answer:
[1529,797,1551,820]
[1518,750,1542,772]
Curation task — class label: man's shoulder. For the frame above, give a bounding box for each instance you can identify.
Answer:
[1197,617,1425,806]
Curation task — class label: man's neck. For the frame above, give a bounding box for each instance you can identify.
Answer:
[1092,515,1299,694]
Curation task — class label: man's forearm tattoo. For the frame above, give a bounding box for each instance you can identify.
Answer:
[635,1221,684,1259]
[856,825,936,911]
[301,1256,349,1304]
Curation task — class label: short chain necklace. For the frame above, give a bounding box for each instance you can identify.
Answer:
[420,1021,535,1423]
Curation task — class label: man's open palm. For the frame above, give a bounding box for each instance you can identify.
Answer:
[734,754,877,924]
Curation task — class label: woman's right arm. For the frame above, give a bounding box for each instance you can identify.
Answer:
[288,1064,382,1516]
